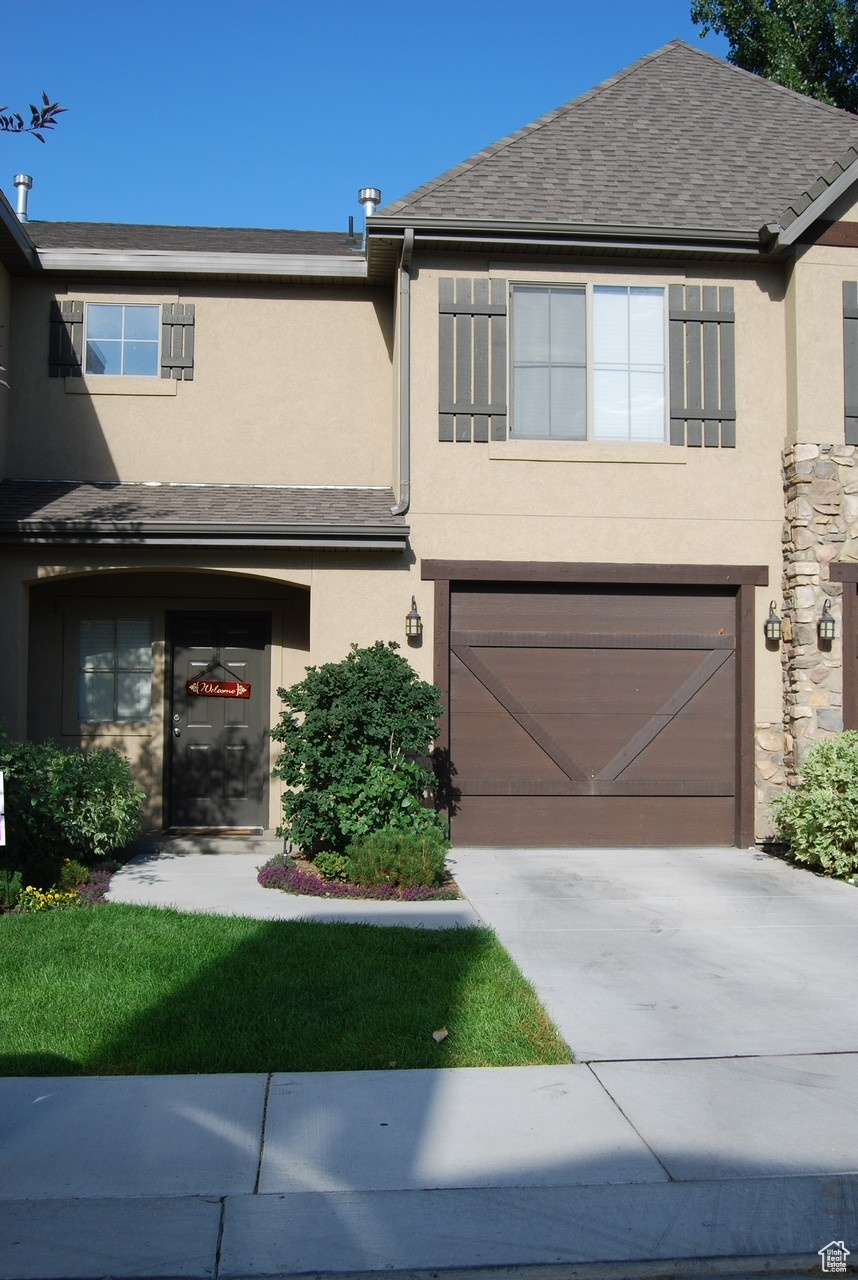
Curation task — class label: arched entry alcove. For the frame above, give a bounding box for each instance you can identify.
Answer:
[26,568,310,830]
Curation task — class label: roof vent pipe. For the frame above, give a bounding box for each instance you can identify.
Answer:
[358,186,381,221]
[14,173,32,222]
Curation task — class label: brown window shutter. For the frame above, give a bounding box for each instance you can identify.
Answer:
[844,282,858,444]
[438,278,507,442]
[160,302,195,380]
[668,285,736,447]
[48,300,83,377]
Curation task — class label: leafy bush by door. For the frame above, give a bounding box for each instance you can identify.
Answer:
[771,730,858,877]
[0,736,144,878]
[270,641,445,852]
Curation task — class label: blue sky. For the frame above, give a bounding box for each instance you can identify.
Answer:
[2,1,727,231]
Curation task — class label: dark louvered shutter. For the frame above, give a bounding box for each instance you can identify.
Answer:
[438,279,507,442]
[844,282,858,444]
[668,285,736,447]
[161,303,195,380]
[48,300,83,377]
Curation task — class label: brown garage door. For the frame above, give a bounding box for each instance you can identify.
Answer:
[448,583,738,846]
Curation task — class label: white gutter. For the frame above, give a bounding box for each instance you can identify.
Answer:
[35,248,368,278]
[390,228,414,517]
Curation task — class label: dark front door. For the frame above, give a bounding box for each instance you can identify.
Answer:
[169,613,271,829]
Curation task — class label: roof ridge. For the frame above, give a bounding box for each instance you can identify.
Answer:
[379,41,689,217]
[676,35,858,121]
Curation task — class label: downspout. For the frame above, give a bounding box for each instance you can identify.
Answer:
[391,227,415,516]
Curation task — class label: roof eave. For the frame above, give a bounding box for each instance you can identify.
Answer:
[774,153,858,248]
[0,524,409,550]
[366,216,779,261]
[0,189,41,274]
[34,247,368,280]
[0,521,408,549]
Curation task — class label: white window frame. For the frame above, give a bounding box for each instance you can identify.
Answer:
[509,282,669,443]
[84,303,161,378]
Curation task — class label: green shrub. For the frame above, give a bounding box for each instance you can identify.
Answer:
[313,851,350,882]
[59,858,91,890]
[346,826,450,889]
[0,736,144,874]
[271,641,445,852]
[771,731,858,877]
[0,868,22,909]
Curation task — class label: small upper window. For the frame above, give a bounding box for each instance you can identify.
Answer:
[511,284,666,442]
[85,304,160,377]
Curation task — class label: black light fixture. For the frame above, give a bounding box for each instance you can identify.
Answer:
[764,601,782,644]
[405,596,423,640]
[818,600,836,642]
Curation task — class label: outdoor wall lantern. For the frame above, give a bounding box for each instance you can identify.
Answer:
[405,596,423,640]
[818,600,836,642]
[764,601,782,644]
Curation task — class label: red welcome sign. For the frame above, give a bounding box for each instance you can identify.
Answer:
[186,679,251,699]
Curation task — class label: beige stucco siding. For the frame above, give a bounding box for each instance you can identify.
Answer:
[7,280,394,485]
[403,259,786,736]
[787,243,858,444]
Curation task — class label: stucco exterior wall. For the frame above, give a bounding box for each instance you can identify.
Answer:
[0,263,10,476]
[7,279,394,485]
[786,244,858,445]
[403,256,787,832]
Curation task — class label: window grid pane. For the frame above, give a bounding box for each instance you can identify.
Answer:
[85,305,160,377]
[78,619,154,722]
[592,286,666,442]
[512,286,586,439]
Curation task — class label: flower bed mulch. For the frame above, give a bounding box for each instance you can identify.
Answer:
[258,851,461,901]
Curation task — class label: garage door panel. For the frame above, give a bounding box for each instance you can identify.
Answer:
[453,796,736,847]
[448,582,740,847]
[452,712,574,785]
[453,588,736,638]
[456,647,711,716]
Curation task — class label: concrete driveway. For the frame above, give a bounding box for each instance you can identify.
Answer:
[450,845,858,1061]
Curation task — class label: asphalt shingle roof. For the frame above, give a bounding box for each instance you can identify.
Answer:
[28,223,361,256]
[379,41,858,234]
[0,481,405,543]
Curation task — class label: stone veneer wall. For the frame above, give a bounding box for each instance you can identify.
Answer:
[756,443,857,833]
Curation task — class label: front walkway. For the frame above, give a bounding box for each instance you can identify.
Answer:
[107,831,480,928]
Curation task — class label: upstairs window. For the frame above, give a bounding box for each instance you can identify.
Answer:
[78,619,154,722]
[85,304,161,376]
[511,284,667,442]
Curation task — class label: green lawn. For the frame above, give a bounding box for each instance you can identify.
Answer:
[0,904,571,1074]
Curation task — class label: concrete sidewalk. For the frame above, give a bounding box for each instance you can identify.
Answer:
[1,843,856,1278]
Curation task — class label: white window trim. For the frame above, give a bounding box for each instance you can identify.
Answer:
[508,282,669,444]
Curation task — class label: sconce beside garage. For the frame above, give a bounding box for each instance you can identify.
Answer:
[764,601,782,645]
[405,596,423,644]
[818,600,836,643]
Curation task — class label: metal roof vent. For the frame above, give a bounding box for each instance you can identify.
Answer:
[14,173,32,222]
[358,187,381,219]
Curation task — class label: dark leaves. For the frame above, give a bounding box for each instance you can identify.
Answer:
[0,93,67,140]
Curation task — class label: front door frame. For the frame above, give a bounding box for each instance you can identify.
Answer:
[421,561,767,848]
